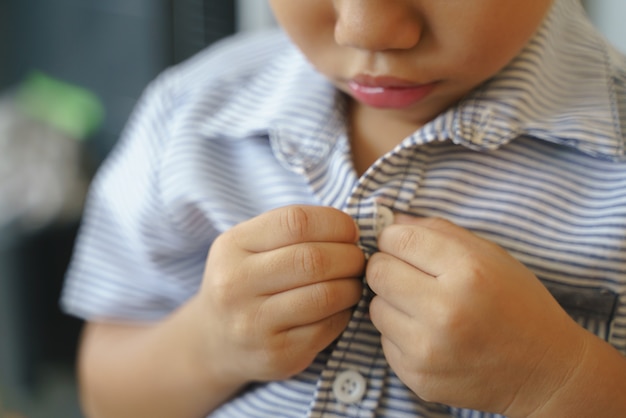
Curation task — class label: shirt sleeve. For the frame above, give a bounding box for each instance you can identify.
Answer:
[60,73,208,322]
[60,30,298,322]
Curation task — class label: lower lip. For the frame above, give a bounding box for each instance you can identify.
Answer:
[347,81,437,109]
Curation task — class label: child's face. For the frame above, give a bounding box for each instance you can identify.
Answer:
[269,0,553,128]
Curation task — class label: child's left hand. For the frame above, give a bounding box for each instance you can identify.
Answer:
[366,215,590,416]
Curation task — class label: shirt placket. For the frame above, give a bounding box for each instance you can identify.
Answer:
[307,145,427,417]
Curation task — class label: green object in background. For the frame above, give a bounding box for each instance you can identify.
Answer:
[15,71,105,140]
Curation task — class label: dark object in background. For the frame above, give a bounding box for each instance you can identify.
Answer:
[173,0,237,64]
[0,70,102,400]
[0,0,236,161]
[0,221,83,391]
[0,0,237,408]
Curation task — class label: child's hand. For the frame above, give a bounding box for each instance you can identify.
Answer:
[197,205,365,386]
[367,216,589,416]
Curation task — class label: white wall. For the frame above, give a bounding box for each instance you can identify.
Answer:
[584,0,626,53]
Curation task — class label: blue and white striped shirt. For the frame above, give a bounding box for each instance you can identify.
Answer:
[62,0,626,416]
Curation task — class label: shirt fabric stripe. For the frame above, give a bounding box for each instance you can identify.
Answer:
[62,0,626,416]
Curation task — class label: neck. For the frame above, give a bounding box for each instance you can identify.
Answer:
[348,101,422,176]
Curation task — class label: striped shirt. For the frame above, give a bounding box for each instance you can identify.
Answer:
[62,0,626,416]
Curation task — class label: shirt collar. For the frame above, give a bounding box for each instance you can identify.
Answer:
[196,40,345,173]
[200,0,625,168]
[414,0,625,160]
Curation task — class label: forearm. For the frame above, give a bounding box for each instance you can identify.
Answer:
[527,332,626,418]
[78,296,245,418]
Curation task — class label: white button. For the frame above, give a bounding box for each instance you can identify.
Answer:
[375,205,394,237]
[332,369,367,404]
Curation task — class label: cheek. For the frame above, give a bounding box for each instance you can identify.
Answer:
[455,51,511,82]
[430,3,547,84]
[445,29,531,85]
[270,0,336,46]
[270,2,340,72]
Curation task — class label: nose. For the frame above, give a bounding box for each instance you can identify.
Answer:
[334,0,422,51]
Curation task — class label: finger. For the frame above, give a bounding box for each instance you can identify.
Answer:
[262,278,363,330]
[255,308,356,381]
[380,334,404,368]
[280,308,355,369]
[366,252,435,315]
[378,217,475,277]
[369,295,424,358]
[378,335,417,394]
[231,205,359,252]
[249,242,365,294]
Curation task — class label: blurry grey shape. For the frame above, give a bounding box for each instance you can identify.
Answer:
[584,0,626,53]
[0,96,88,231]
[172,0,236,63]
[236,0,276,32]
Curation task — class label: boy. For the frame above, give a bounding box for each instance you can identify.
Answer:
[62,0,626,416]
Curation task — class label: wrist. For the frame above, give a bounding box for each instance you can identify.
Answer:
[502,321,590,418]
[524,330,591,418]
[183,295,250,392]
[518,330,626,418]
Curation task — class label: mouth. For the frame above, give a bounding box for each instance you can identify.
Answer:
[346,75,439,109]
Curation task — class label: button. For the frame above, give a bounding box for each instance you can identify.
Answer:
[375,205,394,237]
[332,369,367,404]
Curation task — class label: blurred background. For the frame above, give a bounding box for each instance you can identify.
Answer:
[0,1,623,417]
[0,1,274,417]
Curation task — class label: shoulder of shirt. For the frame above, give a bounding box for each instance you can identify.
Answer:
[127,27,334,146]
[150,29,295,108]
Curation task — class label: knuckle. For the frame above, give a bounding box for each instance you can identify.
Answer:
[366,253,390,291]
[210,231,232,256]
[437,305,465,336]
[280,206,310,241]
[231,313,255,343]
[414,381,439,404]
[292,244,327,278]
[405,362,433,395]
[258,345,286,378]
[212,228,249,259]
[252,299,273,333]
[204,260,251,308]
[464,261,487,286]
[309,282,335,314]
[206,270,236,305]
[457,254,493,292]
[263,334,313,380]
[395,227,420,254]
[431,300,471,345]
[210,280,231,305]
[310,310,351,350]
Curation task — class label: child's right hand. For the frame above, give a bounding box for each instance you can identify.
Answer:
[196,205,365,386]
